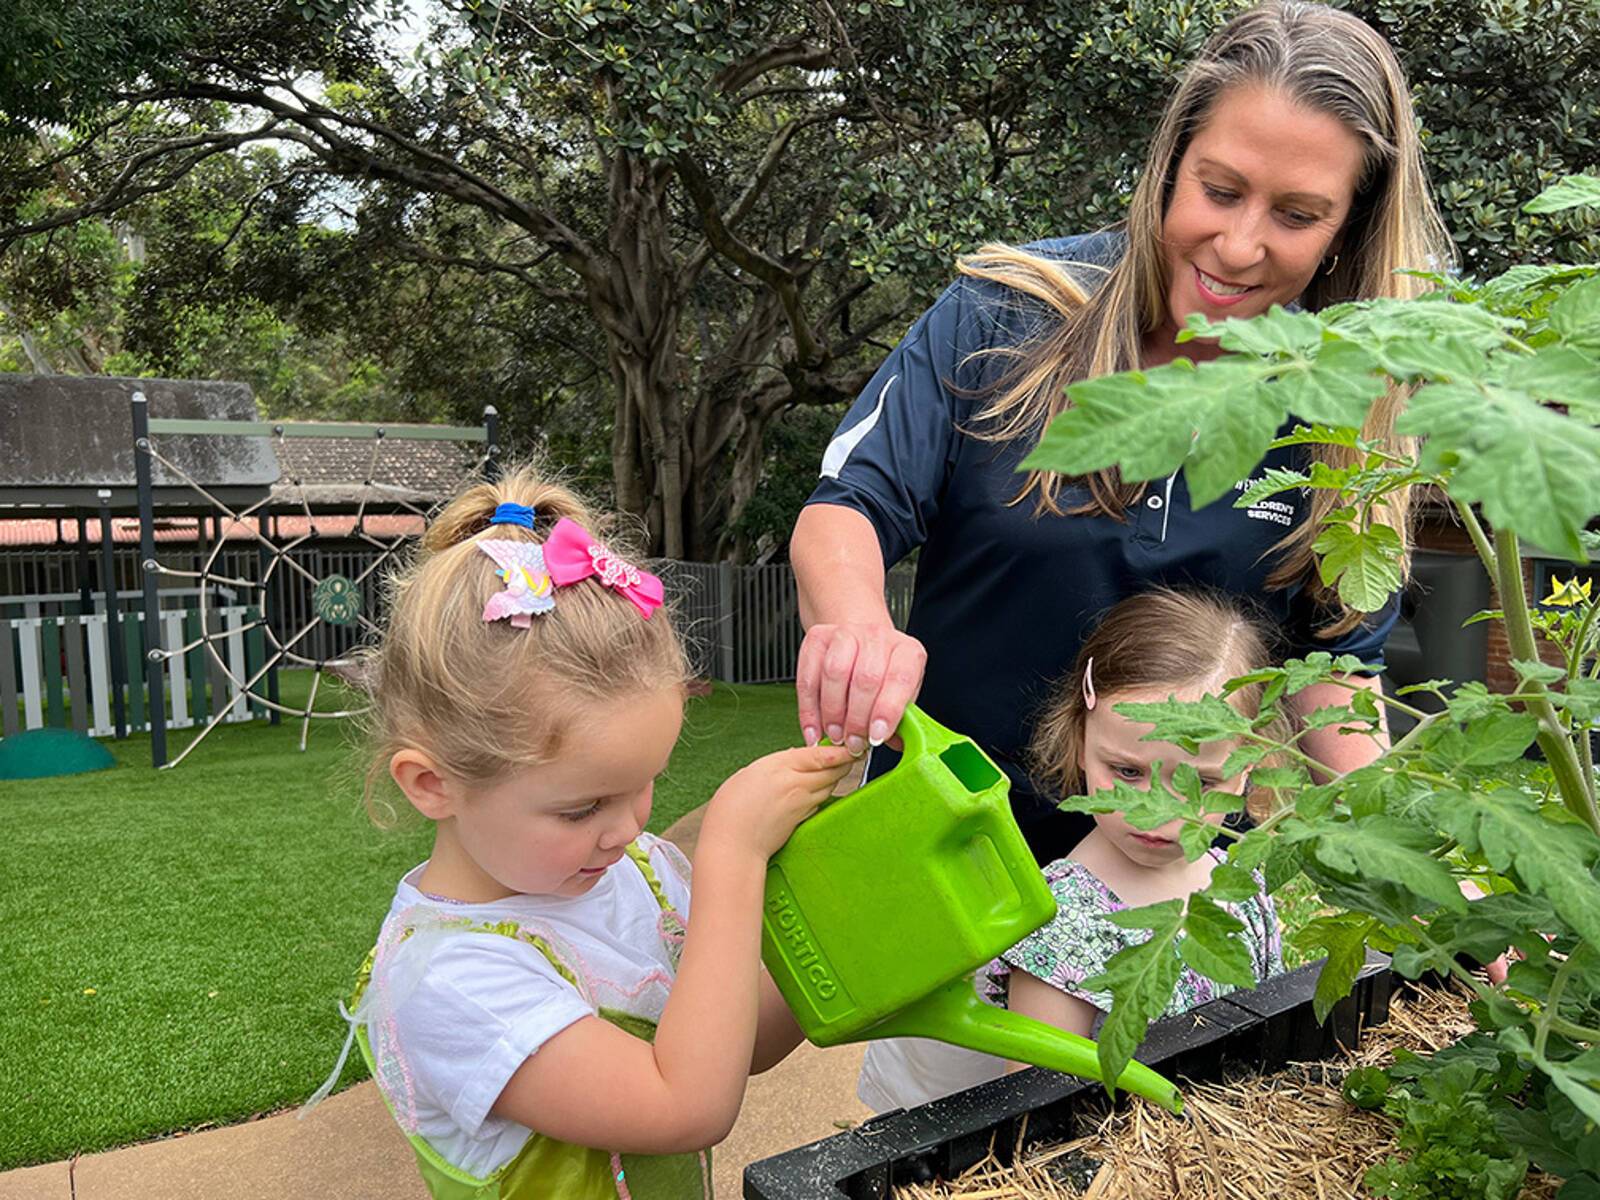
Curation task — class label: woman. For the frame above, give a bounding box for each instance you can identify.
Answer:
[792,0,1452,865]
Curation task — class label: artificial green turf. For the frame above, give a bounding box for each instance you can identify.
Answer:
[0,674,804,1169]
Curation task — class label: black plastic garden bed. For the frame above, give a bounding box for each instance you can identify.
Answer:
[744,951,1395,1200]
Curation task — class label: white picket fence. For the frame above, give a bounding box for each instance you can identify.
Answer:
[2,605,265,739]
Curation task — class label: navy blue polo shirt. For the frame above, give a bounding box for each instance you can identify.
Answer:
[806,232,1398,862]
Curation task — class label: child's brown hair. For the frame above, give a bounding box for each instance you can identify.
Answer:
[1028,588,1279,801]
[364,462,688,818]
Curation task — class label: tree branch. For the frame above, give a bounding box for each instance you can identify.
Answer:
[674,153,820,365]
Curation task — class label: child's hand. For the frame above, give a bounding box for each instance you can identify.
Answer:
[700,744,859,861]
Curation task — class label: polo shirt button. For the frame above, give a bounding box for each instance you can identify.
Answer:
[1146,495,1164,510]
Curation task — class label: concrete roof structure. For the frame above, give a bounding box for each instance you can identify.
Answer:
[0,374,277,514]
[0,374,480,521]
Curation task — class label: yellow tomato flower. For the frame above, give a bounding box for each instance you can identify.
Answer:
[1543,576,1594,607]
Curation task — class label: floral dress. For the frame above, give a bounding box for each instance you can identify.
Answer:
[985,848,1283,1018]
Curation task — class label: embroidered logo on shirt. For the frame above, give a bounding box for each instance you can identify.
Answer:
[1232,475,1299,528]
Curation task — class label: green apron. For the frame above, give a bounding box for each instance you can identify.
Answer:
[352,844,711,1199]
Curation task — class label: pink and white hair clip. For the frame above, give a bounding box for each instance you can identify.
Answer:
[543,518,664,619]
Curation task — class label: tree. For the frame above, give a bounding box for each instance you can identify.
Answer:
[3,0,1597,558]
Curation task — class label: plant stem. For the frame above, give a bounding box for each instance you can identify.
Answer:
[1387,711,1443,757]
[1495,529,1600,834]
[1455,498,1498,580]
[1566,601,1598,684]
[1549,1016,1600,1043]
[1535,943,1591,1061]
[1324,677,1432,722]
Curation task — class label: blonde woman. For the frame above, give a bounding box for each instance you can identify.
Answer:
[793,0,1452,864]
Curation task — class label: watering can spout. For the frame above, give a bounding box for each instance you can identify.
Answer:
[869,977,1184,1115]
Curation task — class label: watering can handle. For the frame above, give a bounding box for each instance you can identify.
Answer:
[891,703,948,760]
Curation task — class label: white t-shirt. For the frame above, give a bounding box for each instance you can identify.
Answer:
[857,1036,1007,1113]
[366,833,691,1179]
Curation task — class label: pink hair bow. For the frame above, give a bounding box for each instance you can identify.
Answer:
[543,518,664,619]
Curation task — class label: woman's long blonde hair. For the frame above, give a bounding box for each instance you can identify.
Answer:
[964,0,1453,635]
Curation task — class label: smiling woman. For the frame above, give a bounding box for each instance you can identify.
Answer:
[790,0,1453,865]
[789,0,1454,1115]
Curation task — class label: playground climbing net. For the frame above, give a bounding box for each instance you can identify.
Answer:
[134,406,495,769]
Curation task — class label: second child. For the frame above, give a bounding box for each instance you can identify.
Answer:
[858,588,1286,1111]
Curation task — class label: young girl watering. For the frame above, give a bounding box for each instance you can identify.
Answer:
[307,466,855,1198]
[858,588,1284,1111]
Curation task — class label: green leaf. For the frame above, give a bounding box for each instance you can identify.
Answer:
[1432,711,1540,767]
[1179,894,1255,987]
[1510,657,1566,685]
[1523,173,1600,213]
[1500,1031,1600,1126]
[1327,294,1516,351]
[1550,275,1600,354]
[1498,345,1600,420]
[1221,741,1271,778]
[1303,816,1468,913]
[1059,778,1190,830]
[1294,911,1375,1022]
[1430,789,1600,946]
[1273,338,1388,429]
[1179,818,1217,861]
[1207,863,1259,902]
[1303,703,1360,729]
[1084,901,1185,1093]
[1023,356,1286,508]
[1462,609,1504,627]
[1235,465,1310,509]
[1341,1065,1391,1109]
[1112,693,1254,749]
[1271,423,1364,450]
[1372,334,1484,383]
[1447,682,1501,722]
[1181,306,1324,355]
[1552,678,1600,722]
[1400,382,1600,561]
[1312,521,1404,611]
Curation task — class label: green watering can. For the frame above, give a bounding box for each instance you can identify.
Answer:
[761,704,1183,1113]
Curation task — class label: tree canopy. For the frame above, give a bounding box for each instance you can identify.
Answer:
[2,0,1597,558]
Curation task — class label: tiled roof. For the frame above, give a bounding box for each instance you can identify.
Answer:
[0,514,424,547]
[269,428,481,506]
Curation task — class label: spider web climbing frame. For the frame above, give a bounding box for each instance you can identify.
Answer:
[131,397,498,769]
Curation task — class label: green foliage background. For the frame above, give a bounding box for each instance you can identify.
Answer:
[1,0,1597,554]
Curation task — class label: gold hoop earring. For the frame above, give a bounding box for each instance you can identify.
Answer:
[1322,253,1340,276]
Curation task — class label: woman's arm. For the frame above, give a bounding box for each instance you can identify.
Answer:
[791,503,926,754]
[489,745,855,1153]
[1291,673,1390,780]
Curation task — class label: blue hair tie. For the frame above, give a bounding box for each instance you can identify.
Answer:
[489,502,536,530]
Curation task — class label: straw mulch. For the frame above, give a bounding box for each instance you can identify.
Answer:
[896,982,1562,1200]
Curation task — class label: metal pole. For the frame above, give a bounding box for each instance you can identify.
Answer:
[75,514,93,615]
[483,406,501,480]
[98,489,128,738]
[258,514,280,725]
[132,393,167,767]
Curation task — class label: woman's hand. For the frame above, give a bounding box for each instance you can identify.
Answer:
[795,622,927,755]
[790,503,926,754]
